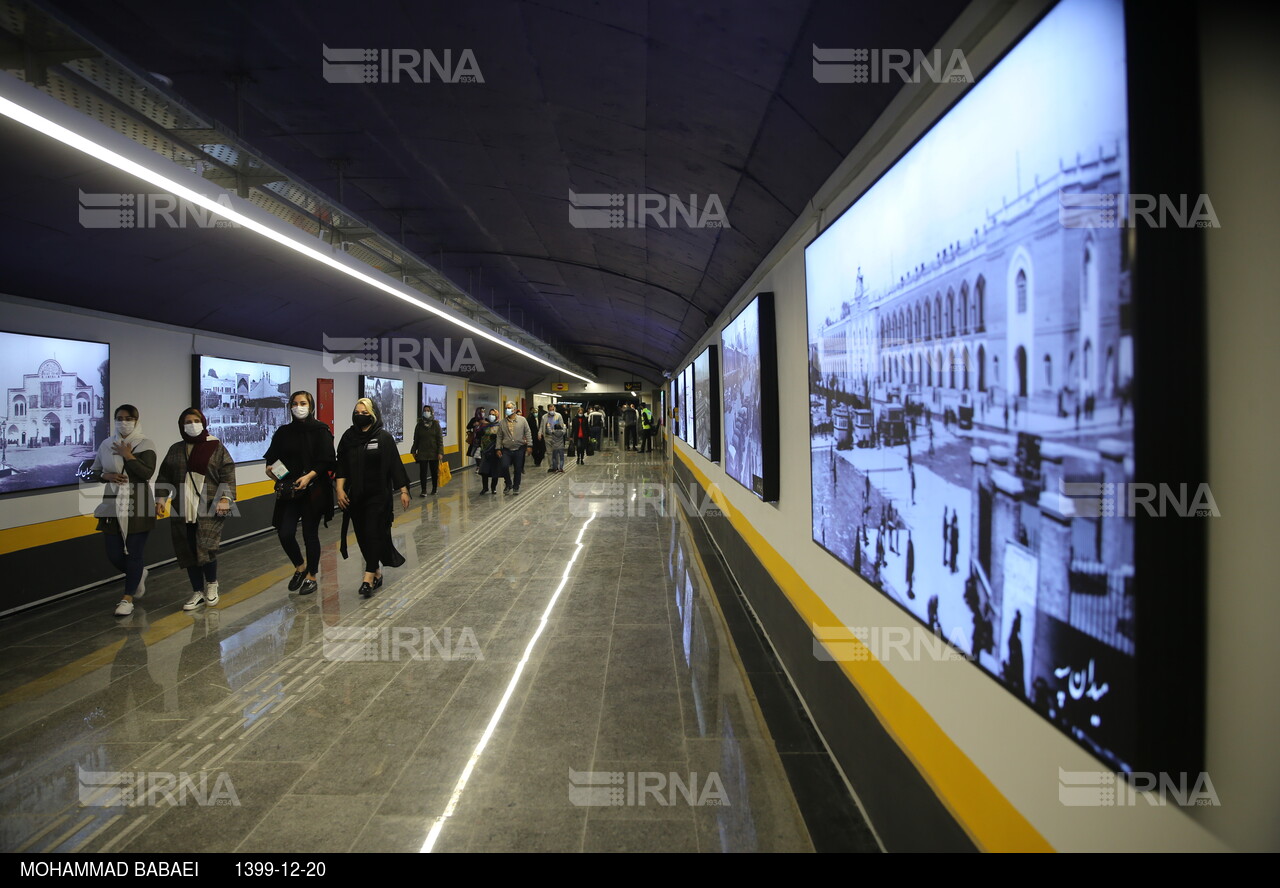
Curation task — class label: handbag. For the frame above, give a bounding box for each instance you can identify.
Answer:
[275,477,299,500]
[438,461,453,487]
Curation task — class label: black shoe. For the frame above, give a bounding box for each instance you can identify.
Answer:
[430,488,437,495]
[420,492,428,498]
[359,582,374,598]
[299,579,318,596]
[373,574,383,590]
[288,570,306,592]
[512,489,520,495]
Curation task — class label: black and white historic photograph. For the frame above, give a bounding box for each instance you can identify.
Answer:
[681,365,693,447]
[806,0,1136,768]
[693,347,717,461]
[360,375,405,441]
[196,355,290,462]
[421,382,448,435]
[722,298,764,496]
[0,331,109,494]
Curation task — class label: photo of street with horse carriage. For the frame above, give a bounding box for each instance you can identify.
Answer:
[806,0,1137,768]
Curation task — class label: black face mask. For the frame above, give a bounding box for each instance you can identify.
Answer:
[353,413,374,428]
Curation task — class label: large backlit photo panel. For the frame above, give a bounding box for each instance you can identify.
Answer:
[721,293,779,501]
[0,331,109,493]
[803,0,1203,773]
[194,355,289,463]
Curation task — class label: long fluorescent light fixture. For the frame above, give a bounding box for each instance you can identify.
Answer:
[0,78,592,383]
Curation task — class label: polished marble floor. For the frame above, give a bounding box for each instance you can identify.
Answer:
[0,446,814,852]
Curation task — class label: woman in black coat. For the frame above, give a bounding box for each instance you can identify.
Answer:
[264,391,336,596]
[336,397,410,597]
[410,404,445,496]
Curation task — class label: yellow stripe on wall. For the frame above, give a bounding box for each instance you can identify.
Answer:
[674,447,1052,853]
[1,448,459,556]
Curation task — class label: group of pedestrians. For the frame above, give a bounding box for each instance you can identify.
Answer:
[93,392,418,614]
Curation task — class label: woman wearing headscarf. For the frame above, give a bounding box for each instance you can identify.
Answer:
[264,391,336,596]
[154,407,236,611]
[336,397,410,597]
[465,407,486,469]
[570,406,592,465]
[410,403,444,496]
[92,404,158,616]
[475,407,502,494]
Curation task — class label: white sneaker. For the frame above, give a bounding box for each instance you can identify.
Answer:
[204,582,220,607]
[114,599,134,616]
[133,567,149,600]
[183,590,206,611]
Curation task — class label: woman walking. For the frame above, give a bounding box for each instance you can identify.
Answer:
[475,408,502,494]
[465,407,486,469]
[570,407,592,465]
[336,398,410,597]
[411,403,445,496]
[92,404,158,616]
[155,407,237,611]
[264,391,336,596]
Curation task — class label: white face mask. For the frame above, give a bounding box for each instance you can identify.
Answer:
[489,414,498,422]
[116,420,136,437]
[183,422,204,438]
[505,408,514,416]
[292,405,310,419]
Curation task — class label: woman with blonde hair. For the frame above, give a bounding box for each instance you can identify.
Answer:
[336,398,410,597]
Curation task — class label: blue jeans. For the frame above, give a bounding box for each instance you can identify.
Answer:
[550,448,565,471]
[103,532,149,595]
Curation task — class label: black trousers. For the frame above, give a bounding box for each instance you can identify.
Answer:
[417,459,439,493]
[350,494,403,574]
[640,429,653,452]
[624,426,637,449]
[277,489,324,576]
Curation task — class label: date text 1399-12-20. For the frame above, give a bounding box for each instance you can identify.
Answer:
[235,861,328,877]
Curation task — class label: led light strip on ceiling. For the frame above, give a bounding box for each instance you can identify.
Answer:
[0,74,593,383]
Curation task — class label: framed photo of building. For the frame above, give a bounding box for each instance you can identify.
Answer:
[193,355,290,463]
[803,0,1204,775]
[359,375,405,442]
[721,292,779,501]
[0,331,109,494]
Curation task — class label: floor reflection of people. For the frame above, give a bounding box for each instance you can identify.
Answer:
[177,609,229,715]
[110,607,163,712]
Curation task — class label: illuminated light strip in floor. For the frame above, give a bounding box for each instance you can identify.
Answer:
[0,84,591,383]
[420,512,598,853]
